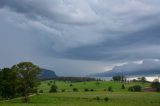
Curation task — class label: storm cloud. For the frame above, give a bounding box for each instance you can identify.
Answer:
[0,0,160,75]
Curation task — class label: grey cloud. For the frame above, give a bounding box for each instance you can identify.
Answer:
[0,0,98,25]
[112,59,160,75]
[0,0,101,51]
[96,59,160,77]
[0,0,160,75]
[56,24,160,61]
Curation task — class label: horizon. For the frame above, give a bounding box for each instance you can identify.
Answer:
[0,0,160,76]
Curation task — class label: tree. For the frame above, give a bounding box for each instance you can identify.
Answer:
[96,80,100,86]
[128,85,142,92]
[121,84,125,89]
[0,69,3,97]
[49,85,58,93]
[151,79,160,92]
[0,68,17,99]
[73,88,78,92]
[112,75,126,82]
[108,86,113,92]
[12,62,40,102]
[138,77,146,83]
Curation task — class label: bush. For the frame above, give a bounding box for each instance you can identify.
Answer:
[48,82,51,86]
[49,85,58,93]
[104,97,109,101]
[151,80,160,92]
[96,96,100,100]
[84,88,89,92]
[128,85,141,92]
[121,84,125,89]
[61,89,65,92]
[90,89,94,91]
[108,86,113,92]
[39,90,43,93]
[69,84,73,87]
[157,86,160,92]
[73,88,78,92]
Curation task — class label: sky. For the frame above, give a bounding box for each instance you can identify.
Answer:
[0,0,160,76]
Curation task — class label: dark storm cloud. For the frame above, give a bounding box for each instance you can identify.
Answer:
[57,24,160,61]
[0,0,160,75]
[0,0,98,25]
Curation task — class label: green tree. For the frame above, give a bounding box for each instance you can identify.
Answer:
[112,75,125,82]
[121,84,125,89]
[108,86,113,92]
[96,80,100,86]
[151,79,160,92]
[12,62,40,102]
[0,69,3,97]
[138,77,146,83]
[128,85,142,92]
[49,85,58,93]
[0,68,17,99]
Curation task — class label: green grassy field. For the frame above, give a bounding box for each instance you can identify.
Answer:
[0,81,160,106]
[39,80,150,92]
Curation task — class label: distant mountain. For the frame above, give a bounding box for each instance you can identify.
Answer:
[92,60,160,77]
[38,69,57,80]
[93,69,160,77]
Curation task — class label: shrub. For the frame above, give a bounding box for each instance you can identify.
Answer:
[84,88,89,92]
[39,90,43,93]
[104,97,109,101]
[157,87,160,92]
[96,96,100,100]
[151,80,160,92]
[49,85,58,93]
[128,85,141,92]
[48,82,51,86]
[69,84,73,87]
[128,87,134,91]
[90,89,94,91]
[108,86,113,92]
[73,88,78,92]
[61,89,65,92]
[121,84,125,89]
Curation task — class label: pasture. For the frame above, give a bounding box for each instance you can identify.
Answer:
[0,81,160,106]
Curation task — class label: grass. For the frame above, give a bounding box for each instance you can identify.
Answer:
[0,80,160,106]
[39,80,150,92]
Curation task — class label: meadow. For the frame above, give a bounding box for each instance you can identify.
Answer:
[0,80,160,106]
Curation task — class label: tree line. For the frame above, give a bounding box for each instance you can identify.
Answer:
[54,76,96,82]
[0,62,40,102]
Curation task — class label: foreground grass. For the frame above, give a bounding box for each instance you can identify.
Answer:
[0,92,160,106]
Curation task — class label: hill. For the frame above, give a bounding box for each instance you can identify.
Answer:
[38,69,57,80]
[92,69,160,77]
